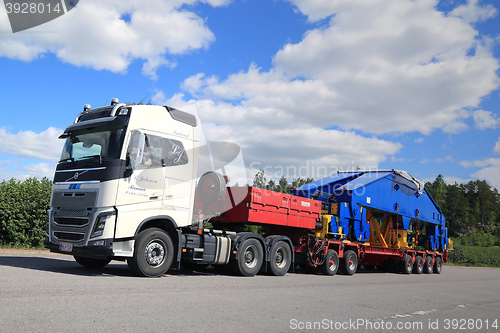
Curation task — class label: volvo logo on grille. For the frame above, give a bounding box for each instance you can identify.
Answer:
[65,169,89,182]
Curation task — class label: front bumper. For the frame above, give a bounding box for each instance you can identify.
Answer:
[44,240,113,259]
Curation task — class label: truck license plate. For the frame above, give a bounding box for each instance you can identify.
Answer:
[59,242,73,252]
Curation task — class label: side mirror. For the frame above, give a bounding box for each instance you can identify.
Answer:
[124,154,133,178]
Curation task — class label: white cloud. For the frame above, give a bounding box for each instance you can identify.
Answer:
[0,127,64,162]
[420,155,454,164]
[469,158,500,190]
[473,109,499,130]
[443,175,471,185]
[184,0,499,136]
[156,93,402,180]
[0,0,230,78]
[0,160,57,181]
[414,138,424,143]
[449,0,497,24]
[494,137,500,154]
[460,157,500,190]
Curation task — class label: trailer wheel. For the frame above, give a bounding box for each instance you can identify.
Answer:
[74,256,111,268]
[127,228,174,277]
[268,241,291,276]
[340,250,358,275]
[413,256,424,274]
[321,249,339,276]
[233,238,263,277]
[424,256,433,274]
[433,257,442,274]
[400,256,412,275]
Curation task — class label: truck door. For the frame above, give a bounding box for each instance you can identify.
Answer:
[161,135,195,228]
[115,130,166,238]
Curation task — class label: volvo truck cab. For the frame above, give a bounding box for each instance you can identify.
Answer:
[45,98,200,276]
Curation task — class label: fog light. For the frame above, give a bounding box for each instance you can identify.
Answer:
[91,240,105,246]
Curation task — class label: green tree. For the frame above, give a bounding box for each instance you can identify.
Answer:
[0,177,52,248]
[252,169,267,189]
[426,174,447,210]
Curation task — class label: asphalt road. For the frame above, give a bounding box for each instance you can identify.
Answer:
[1,250,499,333]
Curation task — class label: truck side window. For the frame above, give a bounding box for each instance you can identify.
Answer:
[127,130,144,169]
[141,134,163,168]
[164,138,188,166]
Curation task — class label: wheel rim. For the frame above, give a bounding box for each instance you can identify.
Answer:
[348,258,355,271]
[244,245,258,268]
[275,247,287,269]
[329,259,337,272]
[144,239,166,267]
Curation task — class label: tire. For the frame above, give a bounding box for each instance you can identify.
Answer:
[340,250,358,275]
[321,249,339,276]
[74,256,111,268]
[127,228,174,277]
[433,256,442,274]
[233,238,263,277]
[413,255,424,274]
[198,172,226,204]
[268,241,292,276]
[400,255,412,275]
[424,256,433,274]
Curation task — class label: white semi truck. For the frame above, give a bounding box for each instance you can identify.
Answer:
[45,99,450,277]
[45,98,206,276]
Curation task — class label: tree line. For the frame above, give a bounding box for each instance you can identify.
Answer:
[425,175,500,246]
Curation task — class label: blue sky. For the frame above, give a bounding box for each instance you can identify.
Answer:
[0,0,499,189]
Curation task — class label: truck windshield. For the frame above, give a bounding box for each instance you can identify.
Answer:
[60,125,127,162]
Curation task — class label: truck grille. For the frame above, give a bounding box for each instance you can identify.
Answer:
[54,217,89,227]
[50,209,95,245]
[54,231,85,242]
[52,190,98,208]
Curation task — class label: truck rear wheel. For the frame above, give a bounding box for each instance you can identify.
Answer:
[74,256,111,268]
[268,241,291,276]
[127,228,174,277]
[340,250,357,275]
[400,255,412,274]
[413,256,424,274]
[321,249,339,276]
[233,238,263,277]
[433,257,442,274]
[424,256,433,274]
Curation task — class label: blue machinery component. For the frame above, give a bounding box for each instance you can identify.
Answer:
[292,170,449,251]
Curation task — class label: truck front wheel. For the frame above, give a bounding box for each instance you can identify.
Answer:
[128,228,174,277]
[233,238,263,277]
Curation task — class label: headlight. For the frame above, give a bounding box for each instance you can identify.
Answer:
[90,213,113,238]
